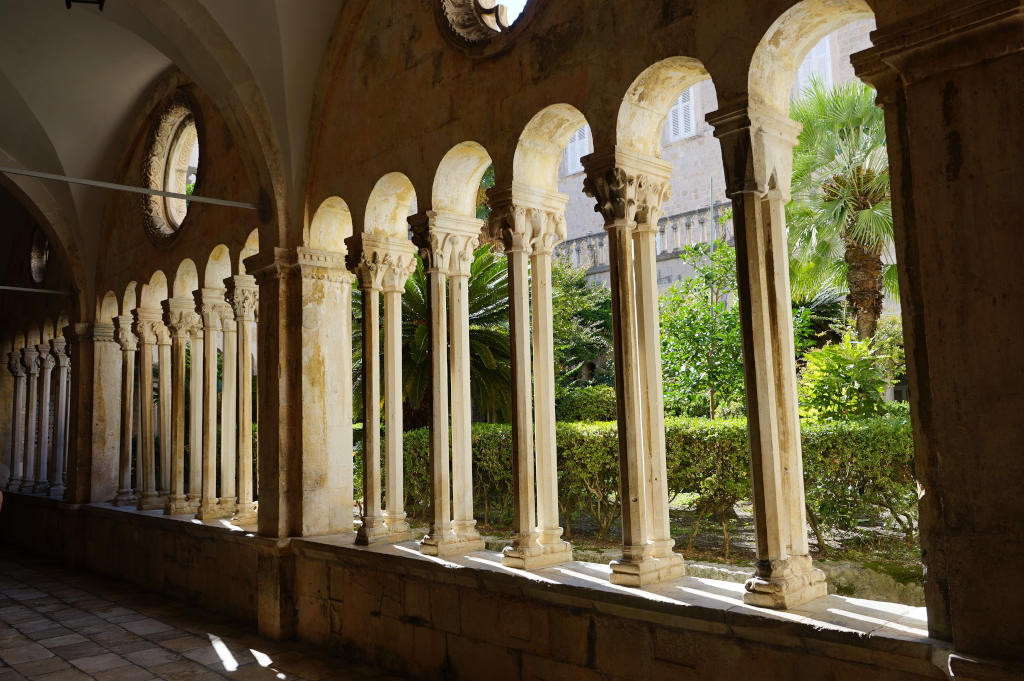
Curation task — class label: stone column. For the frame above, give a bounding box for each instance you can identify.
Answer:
[228,275,258,525]
[356,233,415,544]
[113,316,137,505]
[490,186,572,570]
[33,346,55,494]
[133,309,162,510]
[195,289,226,519]
[187,315,204,512]
[157,323,172,496]
[49,338,69,497]
[414,211,485,555]
[219,298,238,517]
[20,345,40,494]
[583,150,683,586]
[6,352,26,491]
[707,106,823,607]
[164,299,200,514]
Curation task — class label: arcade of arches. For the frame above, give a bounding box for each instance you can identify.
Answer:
[0,1,1021,680]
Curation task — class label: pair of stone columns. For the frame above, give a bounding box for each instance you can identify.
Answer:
[580,151,685,586]
[411,211,485,556]
[5,339,71,495]
[705,105,826,608]
[355,232,416,545]
[486,184,573,570]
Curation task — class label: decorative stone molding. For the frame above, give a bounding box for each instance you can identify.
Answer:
[8,352,26,378]
[141,91,198,245]
[582,149,673,226]
[441,0,509,43]
[358,233,417,293]
[426,211,482,278]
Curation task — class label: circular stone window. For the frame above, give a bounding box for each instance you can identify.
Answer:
[29,228,49,284]
[440,0,533,47]
[143,95,199,242]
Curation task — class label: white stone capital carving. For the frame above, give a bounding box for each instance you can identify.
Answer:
[115,315,138,352]
[582,148,673,228]
[226,274,259,320]
[8,351,26,377]
[426,211,482,277]
[359,232,417,293]
[164,297,202,339]
[196,289,226,329]
[21,346,40,375]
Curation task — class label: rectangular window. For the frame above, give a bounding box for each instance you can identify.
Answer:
[794,36,832,96]
[563,125,591,175]
[667,86,696,142]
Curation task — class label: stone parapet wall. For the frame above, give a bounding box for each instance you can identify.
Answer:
[0,493,949,681]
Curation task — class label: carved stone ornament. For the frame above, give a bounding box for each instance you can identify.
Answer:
[439,0,533,50]
[141,91,198,245]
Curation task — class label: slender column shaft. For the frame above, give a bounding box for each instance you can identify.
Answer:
[337,277,353,529]
[219,315,238,514]
[196,290,224,519]
[383,289,407,532]
[358,286,384,540]
[606,222,649,557]
[114,317,137,505]
[168,328,188,512]
[135,314,160,510]
[187,329,204,511]
[633,225,673,555]
[6,353,26,491]
[449,269,477,537]
[230,278,258,525]
[425,266,453,545]
[49,338,69,497]
[157,331,172,494]
[529,240,562,543]
[33,346,55,493]
[21,347,40,494]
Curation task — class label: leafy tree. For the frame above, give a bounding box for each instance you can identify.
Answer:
[550,258,613,386]
[797,329,889,421]
[353,245,512,428]
[788,78,896,339]
[659,239,745,419]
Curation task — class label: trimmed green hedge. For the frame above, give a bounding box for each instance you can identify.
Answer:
[353,416,916,545]
[555,385,617,422]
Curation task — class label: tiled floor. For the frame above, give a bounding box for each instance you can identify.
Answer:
[0,550,407,681]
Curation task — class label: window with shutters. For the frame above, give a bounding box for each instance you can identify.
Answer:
[666,86,696,142]
[794,35,832,96]
[563,124,592,175]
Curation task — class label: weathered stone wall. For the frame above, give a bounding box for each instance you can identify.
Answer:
[0,494,948,681]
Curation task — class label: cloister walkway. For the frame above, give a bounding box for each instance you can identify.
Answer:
[0,549,406,681]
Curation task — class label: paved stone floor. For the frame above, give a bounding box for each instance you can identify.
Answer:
[0,550,407,681]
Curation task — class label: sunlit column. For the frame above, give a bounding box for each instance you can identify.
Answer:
[33,345,55,494]
[187,317,204,512]
[382,254,414,539]
[707,105,825,608]
[219,300,238,517]
[228,275,258,525]
[164,299,199,514]
[6,352,26,491]
[635,175,684,575]
[113,316,138,506]
[157,322,172,496]
[20,346,40,494]
[355,252,385,544]
[48,337,69,497]
[195,289,226,519]
[133,310,161,510]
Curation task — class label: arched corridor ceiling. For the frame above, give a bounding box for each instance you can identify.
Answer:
[0,0,343,304]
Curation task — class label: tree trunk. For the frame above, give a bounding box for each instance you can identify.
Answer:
[843,237,884,339]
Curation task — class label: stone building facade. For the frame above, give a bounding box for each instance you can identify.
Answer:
[0,2,1021,680]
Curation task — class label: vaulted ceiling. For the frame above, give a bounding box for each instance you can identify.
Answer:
[0,0,343,306]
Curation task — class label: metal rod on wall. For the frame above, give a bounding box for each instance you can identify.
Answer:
[0,285,74,296]
[0,166,260,211]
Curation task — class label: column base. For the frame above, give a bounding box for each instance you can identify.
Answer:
[137,492,163,511]
[609,545,685,587]
[232,503,257,526]
[113,490,138,506]
[186,494,200,513]
[501,531,573,570]
[33,481,50,494]
[356,516,411,545]
[195,500,230,520]
[6,478,22,492]
[218,497,238,517]
[420,530,485,557]
[743,555,827,609]
[17,480,35,493]
[165,495,191,515]
[48,484,65,499]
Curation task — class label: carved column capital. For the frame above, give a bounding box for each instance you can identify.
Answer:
[164,297,202,340]
[707,101,800,201]
[132,311,161,346]
[195,289,225,330]
[21,346,40,375]
[115,316,138,353]
[582,148,673,228]
[359,232,417,292]
[49,336,69,367]
[37,349,56,373]
[8,351,26,377]
[225,274,259,321]
[425,211,482,277]
[488,184,569,255]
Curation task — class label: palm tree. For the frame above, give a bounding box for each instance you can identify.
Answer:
[353,244,512,428]
[788,78,897,339]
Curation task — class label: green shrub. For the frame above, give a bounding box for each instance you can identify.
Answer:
[798,331,889,420]
[556,385,617,422]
